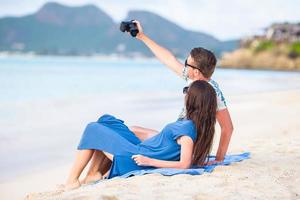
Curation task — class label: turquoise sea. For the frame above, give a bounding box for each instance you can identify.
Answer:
[1,56,300,103]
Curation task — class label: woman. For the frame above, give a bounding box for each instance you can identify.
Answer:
[62,80,217,190]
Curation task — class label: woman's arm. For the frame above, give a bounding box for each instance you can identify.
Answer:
[132,136,194,169]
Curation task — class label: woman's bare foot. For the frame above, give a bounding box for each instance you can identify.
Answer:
[80,172,102,185]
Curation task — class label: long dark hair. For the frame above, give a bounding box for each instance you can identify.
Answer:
[185,80,217,166]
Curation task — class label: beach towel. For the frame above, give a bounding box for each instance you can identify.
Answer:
[119,152,250,178]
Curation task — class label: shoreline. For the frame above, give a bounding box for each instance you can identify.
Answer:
[0,52,162,62]
[2,53,300,73]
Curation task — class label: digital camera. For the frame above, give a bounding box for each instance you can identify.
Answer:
[120,20,139,37]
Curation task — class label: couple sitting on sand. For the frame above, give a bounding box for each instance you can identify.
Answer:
[61,21,234,190]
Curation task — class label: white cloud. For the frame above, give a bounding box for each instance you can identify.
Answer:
[0,0,299,40]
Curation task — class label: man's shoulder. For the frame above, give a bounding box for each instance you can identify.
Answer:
[184,78,227,111]
[208,79,227,110]
[208,79,223,93]
[208,79,220,89]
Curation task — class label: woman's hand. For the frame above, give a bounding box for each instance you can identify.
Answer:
[132,20,145,40]
[132,154,152,166]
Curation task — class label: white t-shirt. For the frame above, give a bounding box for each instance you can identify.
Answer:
[178,68,227,119]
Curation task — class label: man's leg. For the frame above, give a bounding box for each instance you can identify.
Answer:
[129,126,159,141]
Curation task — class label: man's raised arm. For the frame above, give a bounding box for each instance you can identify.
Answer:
[133,20,184,77]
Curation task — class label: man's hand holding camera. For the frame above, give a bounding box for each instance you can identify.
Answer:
[120,20,145,40]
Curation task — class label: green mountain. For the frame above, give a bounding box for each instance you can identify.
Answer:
[0,2,238,57]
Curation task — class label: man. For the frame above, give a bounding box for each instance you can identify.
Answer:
[129,20,233,165]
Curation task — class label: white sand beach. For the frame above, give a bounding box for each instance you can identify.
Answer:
[0,89,299,200]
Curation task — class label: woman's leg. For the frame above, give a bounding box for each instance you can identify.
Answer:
[81,150,112,184]
[100,157,112,178]
[100,152,114,177]
[64,149,94,189]
[102,151,114,161]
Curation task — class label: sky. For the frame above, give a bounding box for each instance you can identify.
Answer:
[0,0,299,40]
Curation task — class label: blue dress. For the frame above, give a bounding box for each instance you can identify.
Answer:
[77,114,196,178]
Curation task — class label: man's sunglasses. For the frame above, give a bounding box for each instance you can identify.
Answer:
[184,59,199,70]
[184,59,204,75]
[183,86,189,94]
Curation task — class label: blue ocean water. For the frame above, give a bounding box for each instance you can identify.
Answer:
[0,56,300,104]
[0,56,184,103]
